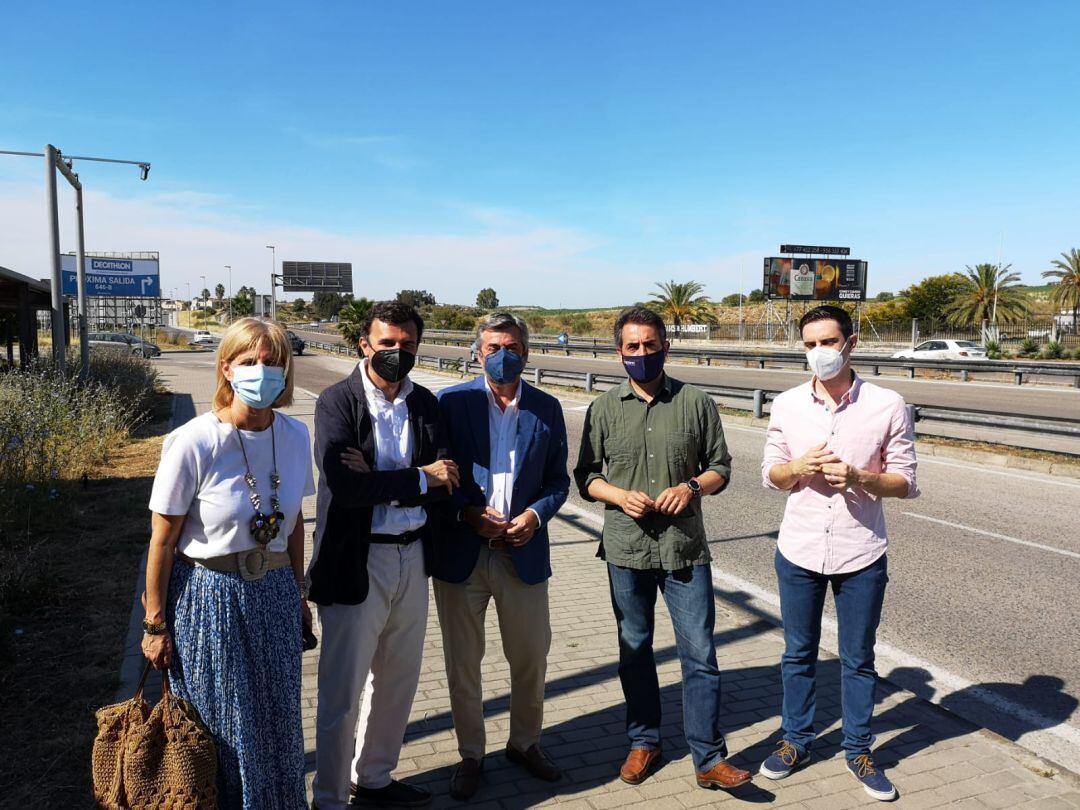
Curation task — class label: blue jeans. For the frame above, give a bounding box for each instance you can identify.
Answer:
[774,549,888,759]
[607,563,727,772]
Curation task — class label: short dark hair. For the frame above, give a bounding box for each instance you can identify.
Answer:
[362,300,425,341]
[614,306,667,347]
[799,305,853,340]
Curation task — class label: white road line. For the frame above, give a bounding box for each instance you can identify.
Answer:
[900,512,1080,560]
[553,500,1080,763]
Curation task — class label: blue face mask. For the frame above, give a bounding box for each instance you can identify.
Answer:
[621,349,666,383]
[230,363,286,409]
[484,348,525,384]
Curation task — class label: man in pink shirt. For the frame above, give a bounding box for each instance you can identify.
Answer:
[759,305,918,802]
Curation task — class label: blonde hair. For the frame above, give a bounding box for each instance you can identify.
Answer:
[213,318,295,411]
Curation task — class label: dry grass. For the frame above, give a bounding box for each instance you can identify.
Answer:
[0,394,171,807]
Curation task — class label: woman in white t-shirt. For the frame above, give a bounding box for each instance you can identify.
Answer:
[142,318,315,808]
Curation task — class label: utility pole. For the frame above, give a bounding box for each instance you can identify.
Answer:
[225,265,232,324]
[266,245,277,321]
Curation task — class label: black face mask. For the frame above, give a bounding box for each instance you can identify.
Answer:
[369,347,415,383]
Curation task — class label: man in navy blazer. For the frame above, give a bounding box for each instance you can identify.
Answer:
[432,312,570,801]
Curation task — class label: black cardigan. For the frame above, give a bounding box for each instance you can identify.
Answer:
[307,366,450,606]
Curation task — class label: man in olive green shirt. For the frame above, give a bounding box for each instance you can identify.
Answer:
[573,307,751,793]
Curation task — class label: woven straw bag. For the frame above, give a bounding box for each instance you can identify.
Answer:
[92,661,218,809]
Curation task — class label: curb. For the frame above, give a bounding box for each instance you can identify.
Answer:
[113,393,183,702]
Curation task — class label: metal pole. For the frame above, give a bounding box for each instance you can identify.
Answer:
[44,145,65,366]
[266,245,277,321]
[225,265,232,323]
[75,184,89,376]
[911,318,918,349]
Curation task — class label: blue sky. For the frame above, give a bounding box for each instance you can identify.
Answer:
[2,1,1078,306]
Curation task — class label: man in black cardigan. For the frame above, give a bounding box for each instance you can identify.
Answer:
[308,301,458,810]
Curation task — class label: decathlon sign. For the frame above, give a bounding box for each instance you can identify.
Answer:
[61,254,160,297]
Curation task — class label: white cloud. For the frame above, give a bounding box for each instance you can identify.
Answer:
[0,179,626,306]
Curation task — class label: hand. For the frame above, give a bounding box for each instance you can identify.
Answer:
[821,461,863,490]
[464,506,508,539]
[141,631,172,670]
[619,490,656,519]
[790,442,841,477]
[421,459,460,492]
[503,510,540,547]
[653,483,694,516]
[340,447,370,473]
[300,599,313,634]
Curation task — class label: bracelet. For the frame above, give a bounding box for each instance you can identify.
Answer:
[142,618,168,635]
[297,581,309,600]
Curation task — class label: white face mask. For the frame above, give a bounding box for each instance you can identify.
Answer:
[806,337,849,381]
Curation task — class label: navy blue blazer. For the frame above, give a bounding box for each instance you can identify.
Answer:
[307,366,450,606]
[432,375,570,586]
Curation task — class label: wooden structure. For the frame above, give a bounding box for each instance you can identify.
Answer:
[0,265,55,368]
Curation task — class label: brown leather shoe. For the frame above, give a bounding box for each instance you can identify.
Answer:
[619,747,662,785]
[506,744,561,782]
[449,757,482,801]
[696,759,752,790]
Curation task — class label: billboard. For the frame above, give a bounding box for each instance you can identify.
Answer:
[763,257,867,301]
[282,261,353,293]
[61,254,160,297]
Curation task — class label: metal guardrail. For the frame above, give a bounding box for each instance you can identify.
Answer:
[304,340,1080,442]
[418,332,1080,387]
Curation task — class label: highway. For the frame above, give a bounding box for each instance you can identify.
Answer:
[157,348,1080,770]
[290,328,1080,422]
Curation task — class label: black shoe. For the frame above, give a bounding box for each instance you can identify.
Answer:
[450,757,483,801]
[506,744,561,782]
[349,779,433,807]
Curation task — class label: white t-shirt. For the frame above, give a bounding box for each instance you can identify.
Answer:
[149,411,316,559]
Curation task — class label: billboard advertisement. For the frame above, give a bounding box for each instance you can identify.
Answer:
[763,257,867,301]
[61,254,160,297]
[282,261,353,293]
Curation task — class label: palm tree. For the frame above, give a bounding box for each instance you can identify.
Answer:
[337,297,374,345]
[214,283,225,303]
[1043,249,1080,333]
[648,280,717,329]
[943,263,1028,327]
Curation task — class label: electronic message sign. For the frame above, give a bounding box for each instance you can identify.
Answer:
[281,261,353,293]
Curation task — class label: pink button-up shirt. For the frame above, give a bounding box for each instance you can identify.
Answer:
[762,375,919,575]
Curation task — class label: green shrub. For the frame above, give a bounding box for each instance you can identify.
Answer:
[985,340,1003,360]
[1017,337,1040,357]
[1041,341,1065,360]
[1074,347,1080,361]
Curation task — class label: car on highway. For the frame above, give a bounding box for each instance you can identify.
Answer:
[87,332,161,358]
[892,339,988,361]
[190,329,218,345]
[285,330,305,355]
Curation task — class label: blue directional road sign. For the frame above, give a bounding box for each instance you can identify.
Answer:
[61,255,160,297]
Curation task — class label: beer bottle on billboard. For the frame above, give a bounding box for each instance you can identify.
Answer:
[791,262,815,297]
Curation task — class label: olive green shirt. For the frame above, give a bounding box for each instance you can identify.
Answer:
[573,375,732,570]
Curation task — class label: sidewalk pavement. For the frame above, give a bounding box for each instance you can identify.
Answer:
[142,358,1080,809]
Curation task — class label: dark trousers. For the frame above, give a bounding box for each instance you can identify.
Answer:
[607,563,727,772]
[774,549,888,759]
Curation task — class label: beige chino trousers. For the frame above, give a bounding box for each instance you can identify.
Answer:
[433,546,552,760]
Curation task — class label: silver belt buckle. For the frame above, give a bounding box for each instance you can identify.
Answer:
[238,547,269,581]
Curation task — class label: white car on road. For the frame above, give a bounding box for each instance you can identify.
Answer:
[190,329,218,345]
[892,339,988,361]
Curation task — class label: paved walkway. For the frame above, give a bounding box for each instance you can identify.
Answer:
[141,357,1080,808]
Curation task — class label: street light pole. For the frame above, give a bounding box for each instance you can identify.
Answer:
[265,245,277,321]
[225,265,232,324]
[44,145,65,365]
[75,184,89,372]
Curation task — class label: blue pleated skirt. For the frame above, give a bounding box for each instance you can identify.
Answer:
[167,559,306,810]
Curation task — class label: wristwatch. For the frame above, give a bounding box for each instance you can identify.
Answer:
[142,618,167,635]
[684,478,702,498]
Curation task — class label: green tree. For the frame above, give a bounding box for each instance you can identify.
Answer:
[231,293,254,318]
[292,298,308,318]
[427,305,477,331]
[899,274,970,322]
[649,280,716,327]
[526,314,547,333]
[1043,249,1080,332]
[312,291,347,320]
[338,298,374,344]
[875,291,894,302]
[476,288,499,309]
[747,288,765,303]
[396,289,436,308]
[215,283,225,303]
[200,288,211,301]
[943,263,1028,326]
[720,293,746,307]
[571,316,592,334]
